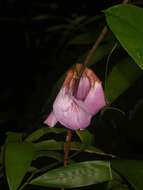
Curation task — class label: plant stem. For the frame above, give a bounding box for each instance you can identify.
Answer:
[73,26,108,97]
[61,129,72,190]
[74,0,129,79]
[64,129,73,167]
[84,26,108,69]
[62,1,129,190]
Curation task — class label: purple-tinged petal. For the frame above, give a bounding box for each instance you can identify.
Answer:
[44,64,106,130]
[76,77,91,100]
[44,112,58,127]
[53,87,92,130]
[84,82,106,115]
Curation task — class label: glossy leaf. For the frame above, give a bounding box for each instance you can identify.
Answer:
[111,160,143,190]
[5,143,35,190]
[30,161,112,188]
[25,127,66,143]
[105,58,142,103]
[105,4,143,70]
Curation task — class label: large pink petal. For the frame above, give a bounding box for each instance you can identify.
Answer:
[53,87,92,130]
[44,112,58,127]
[84,82,106,115]
[76,77,91,100]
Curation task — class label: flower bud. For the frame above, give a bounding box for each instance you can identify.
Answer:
[44,64,106,130]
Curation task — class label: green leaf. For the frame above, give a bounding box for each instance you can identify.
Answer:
[34,140,64,151]
[30,161,112,188]
[111,160,143,190]
[5,143,35,190]
[25,127,66,143]
[34,140,114,157]
[105,58,142,103]
[34,151,63,161]
[81,145,115,157]
[6,132,23,143]
[107,170,130,190]
[105,4,143,70]
[76,129,95,146]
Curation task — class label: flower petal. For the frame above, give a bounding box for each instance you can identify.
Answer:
[84,82,106,115]
[76,77,91,100]
[44,112,58,127]
[53,87,92,130]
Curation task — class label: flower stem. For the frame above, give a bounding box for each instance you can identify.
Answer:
[64,129,73,167]
[83,26,108,69]
[73,26,108,97]
[74,0,129,82]
[62,1,129,190]
[61,129,73,190]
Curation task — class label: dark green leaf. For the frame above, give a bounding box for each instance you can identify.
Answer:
[5,143,35,190]
[105,4,143,70]
[76,129,95,146]
[105,58,142,103]
[34,140,114,157]
[6,132,23,143]
[34,140,64,151]
[25,127,66,143]
[111,160,143,190]
[30,161,112,188]
[107,170,130,190]
[34,151,63,161]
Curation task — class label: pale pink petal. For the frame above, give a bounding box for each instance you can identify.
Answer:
[76,77,91,100]
[53,87,92,130]
[84,82,106,115]
[44,112,58,127]
[44,64,106,130]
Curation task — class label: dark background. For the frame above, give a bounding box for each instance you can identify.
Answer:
[0,0,143,190]
[0,0,143,157]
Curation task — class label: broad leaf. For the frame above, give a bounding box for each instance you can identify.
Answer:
[111,160,143,190]
[34,151,63,161]
[107,169,130,190]
[5,143,35,190]
[76,129,95,146]
[105,4,143,70]
[25,127,66,143]
[34,140,64,151]
[34,140,114,157]
[105,58,142,103]
[6,132,23,143]
[30,161,112,188]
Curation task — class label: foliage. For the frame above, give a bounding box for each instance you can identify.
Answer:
[0,1,143,190]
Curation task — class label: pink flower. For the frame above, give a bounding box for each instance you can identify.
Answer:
[44,64,106,130]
